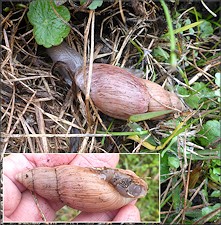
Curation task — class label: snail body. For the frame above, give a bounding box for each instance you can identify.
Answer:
[16,165,147,212]
[47,42,83,76]
[47,43,185,120]
[47,42,83,86]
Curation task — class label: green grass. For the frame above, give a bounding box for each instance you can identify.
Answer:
[157,2,221,223]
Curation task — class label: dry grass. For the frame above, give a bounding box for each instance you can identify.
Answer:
[1,1,168,153]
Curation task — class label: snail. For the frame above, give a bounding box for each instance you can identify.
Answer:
[16,165,147,212]
[47,42,185,120]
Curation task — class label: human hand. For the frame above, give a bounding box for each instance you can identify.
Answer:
[3,153,141,222]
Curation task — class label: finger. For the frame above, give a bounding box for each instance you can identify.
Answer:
[72,209,119,222]
[3,154,73,219]
[3,216,12,222]
[112,204,141,222]
[70,153,119,167]
[72,201,138,222]
[24,153,76,167]
[3,175,21,217]
[3,153,119,222]
[8,190,56,222]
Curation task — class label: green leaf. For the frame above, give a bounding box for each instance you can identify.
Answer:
[168,156,180,169]
[213,167,221,175]
[211,190,221,197]
[164,20,204,37]
[184,18,195,35]
[80,0,103,10]
[215,73,221,87]
[199,20,214,39]
[210,160,221,185]
[177,86,188,95]
[172,177,182,211]
[192,82,212,98]
[88,0,103,10]
[152,47,170,62]
[27,0,70,48]
[210,170,221,184]
[215,73,221,102]
[129,110,173,122]
[214,89,221,102]
[178,82,217,109]
[212,159,221,167]
[127,122,157,146]
[198,120,220,147]
[201,203,221,222]
[186,94,200,109]
[160,153,170,183]
[185,209,203,219]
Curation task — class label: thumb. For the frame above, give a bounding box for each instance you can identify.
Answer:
[112,204,141,222]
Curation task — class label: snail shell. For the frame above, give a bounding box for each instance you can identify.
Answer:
[75,64,151,120]
[140,78,185,112]
[75,64,185,120]
[47,43,185,120]
[16,165,147,212]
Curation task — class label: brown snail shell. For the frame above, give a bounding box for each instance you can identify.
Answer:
[75,64,185,120]
[75,64,151,120]
[16,165,147,212]
[47,42,185,120]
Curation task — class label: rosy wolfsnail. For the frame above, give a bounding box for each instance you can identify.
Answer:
[47,42,185,120]
[16,165,147,212]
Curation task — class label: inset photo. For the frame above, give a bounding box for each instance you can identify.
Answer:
[3,153,160,223]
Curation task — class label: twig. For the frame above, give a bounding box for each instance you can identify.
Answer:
[32,191,47,222]
[35,102,49,152]
[201,0,217,17]
[2,133,111,138]
[84,10,94,129]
